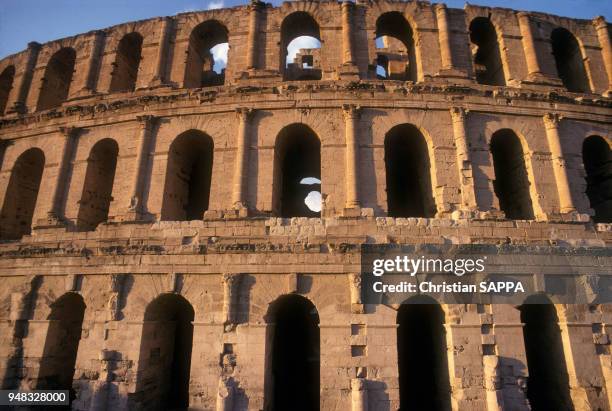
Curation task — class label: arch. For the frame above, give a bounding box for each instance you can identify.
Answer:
[375,12,417,81]
[551,28,590,93]
[469,17,505,86]
[37,47,76,111]
[137,293,194,410]
[264,294,320,411]
[519,295,573,410]
[280,12,322,81]
[397,295,451,410]
[490,129,534,219]
[184,20,228,88]
[384,123,436,217]
[0,65,15,114]
[161,130,214,221]
[109,32,143,93]
[76,138,119,230]
[37,292,85,402]
[0,148,45,240]
[272,123,321,217]
[582,135,611,223]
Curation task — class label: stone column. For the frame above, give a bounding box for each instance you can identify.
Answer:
[483,355,504,411]
[216,378,234,411]
[593,17,612,93]
[343,104,361,210]
[348,273,364,314]
[246,1,263,70]
[76,31,105,96]
[150,17,172,86]
[351,378,368,411]
[450,107,477,213]
[517,12,544,79]
[9,42,40,114]
[125,115,156,220]
[342,1,356,65]
[222,273,238,330]
[543,113,575,213]
[231,108,253,211]
[435,4,454,70]
[45,127,80,226]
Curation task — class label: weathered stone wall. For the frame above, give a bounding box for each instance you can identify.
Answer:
[0,0,611,410]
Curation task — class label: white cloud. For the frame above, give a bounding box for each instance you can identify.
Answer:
[300,177,321,185]
[286,36,321,66]
[211,42,228,73]
[207,0,224,10]
[304,191,322,213]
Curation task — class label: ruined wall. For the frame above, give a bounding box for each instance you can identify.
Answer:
[0,0,611,410]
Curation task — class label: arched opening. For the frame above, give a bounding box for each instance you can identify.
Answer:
[0,148,45,240]
[161,130,214,221]
[109,32,143,93]
[37,293,85,403]
[76,138,119,231]
[582,136,611,223]
[551,28,590,93]
[490,129,534,219]
[265,294,320,411]
[37,47,76,111]
[520,295,573,411]
[139,294,194,410]
[384,124,436,217]
[280,12,322,81]
[184,20,228,88]
[0,65,15,114]
[273,124,321,217]
[397,296,451,411]
[469,17,505,86]
[375,12,417,81]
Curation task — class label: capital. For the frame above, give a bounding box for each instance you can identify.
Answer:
[342,1,354,9]
[58,126,79,137]
[236,107,254,122]
[593,16,608,31]
[543,112,561,129]
[516,11,532,24]
[249,0,264,10]
[450,107,467,123]
[434,3,447,14]
[342,104,361,120]
[222,272,238,286]
[27,41,42,51]
[136,114,156,129]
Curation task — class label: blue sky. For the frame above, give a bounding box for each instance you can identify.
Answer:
[1,0,610,59]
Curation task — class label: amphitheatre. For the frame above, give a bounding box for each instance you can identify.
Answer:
[0,0,611,410]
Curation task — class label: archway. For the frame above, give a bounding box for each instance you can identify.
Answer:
[469,17,505,86]
[109,32,143,92]
[0,148,45,240]
[37,47,76,111]
[76,139,119,230]
[490,129,534,219]
[375,12,417,81]
[582,136,611,223]
[139,294,194,410]
[551,28,590,93]
[0,65,15,114]
[161,130,214,221]
[397,296,451,411]
[384,124,436,217]
[280,12,322,81]
[37,293,85,403]
[520,295,573,410]
[184,20,228,88]
[265,294,320,411]
[273,124,321,217]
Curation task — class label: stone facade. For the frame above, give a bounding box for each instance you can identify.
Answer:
[0,0,611,410]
